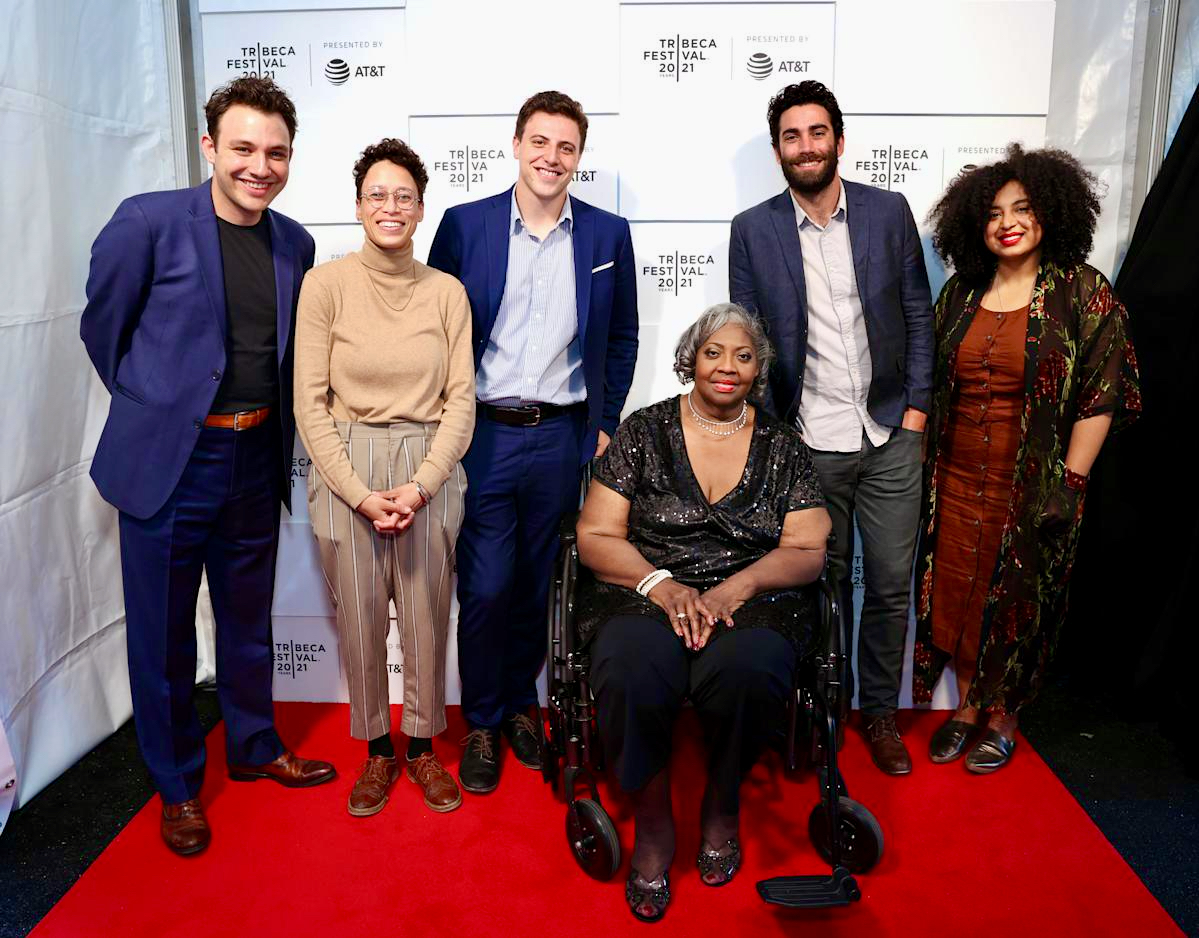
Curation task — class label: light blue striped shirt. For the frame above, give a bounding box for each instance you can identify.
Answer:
[475,191,584,405]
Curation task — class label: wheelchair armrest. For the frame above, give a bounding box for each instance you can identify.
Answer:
[816,570,845,661]
[559,511,580,547]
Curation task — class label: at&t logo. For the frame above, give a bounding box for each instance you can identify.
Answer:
[746,52,773,80]
[325,58,350,84]
[323,57,387,85]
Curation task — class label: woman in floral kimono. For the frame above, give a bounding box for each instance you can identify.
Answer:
[915,145,1140,773]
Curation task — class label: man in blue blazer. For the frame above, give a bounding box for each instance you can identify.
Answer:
[428,91,638,793]
[729,82,933,775]
[81,78,334,856]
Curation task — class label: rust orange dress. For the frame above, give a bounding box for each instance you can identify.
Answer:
[930,304,1029,677]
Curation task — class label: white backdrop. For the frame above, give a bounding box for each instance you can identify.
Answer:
[189,0,1143,714]
[0,0,177,811]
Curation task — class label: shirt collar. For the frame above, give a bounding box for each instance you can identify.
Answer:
[791,182,846,231]
[511,188,573,236]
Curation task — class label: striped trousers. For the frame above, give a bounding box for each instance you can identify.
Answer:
[308,421,466,740]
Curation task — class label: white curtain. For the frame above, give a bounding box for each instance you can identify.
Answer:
[0,0,176,808]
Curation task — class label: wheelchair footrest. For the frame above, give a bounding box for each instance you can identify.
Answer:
[756,867,861,908]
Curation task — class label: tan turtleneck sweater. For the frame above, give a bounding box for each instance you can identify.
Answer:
[294,238,475,510]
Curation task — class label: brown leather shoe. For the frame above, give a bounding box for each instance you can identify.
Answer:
[161,797,210,856]
[227,750,336,787]
[406,751,463,813]
[862,713,912,775]
[348,755,399,817]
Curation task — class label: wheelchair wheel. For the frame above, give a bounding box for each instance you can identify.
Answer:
[566,798,621,881]
[808,796,884,874]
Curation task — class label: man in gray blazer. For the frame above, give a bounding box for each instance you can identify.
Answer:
[729,81,933,775]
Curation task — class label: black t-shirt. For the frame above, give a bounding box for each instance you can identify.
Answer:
[211,215,278,413]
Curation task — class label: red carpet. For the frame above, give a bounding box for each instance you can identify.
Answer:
[32,706,1181,937]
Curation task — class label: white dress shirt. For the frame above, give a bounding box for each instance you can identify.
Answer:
[792,184,892,452]
[475,191,584,405]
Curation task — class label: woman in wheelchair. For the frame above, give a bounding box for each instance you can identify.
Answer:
[574,303,832,922]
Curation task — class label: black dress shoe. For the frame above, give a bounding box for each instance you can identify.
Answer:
[459,727,500,793]
[929,719,980,764]
[965,729,1017,774]
[502,709,542,770]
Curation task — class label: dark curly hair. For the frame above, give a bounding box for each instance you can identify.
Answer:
[767,81,844,148]
[515,90,589,151]
[352,138,429,201]
[205,77,298,143]
[928,143,1101,285]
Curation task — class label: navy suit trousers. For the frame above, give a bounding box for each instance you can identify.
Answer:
[456,409,585,729]
[118,421,285,803]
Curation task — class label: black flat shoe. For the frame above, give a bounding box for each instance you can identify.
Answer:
[626,868,671,923]
[929,719,980,764]
[697,838,742,887]
[965,729,1017,774]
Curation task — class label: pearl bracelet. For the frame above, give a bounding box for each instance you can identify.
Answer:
[636,569,673,597]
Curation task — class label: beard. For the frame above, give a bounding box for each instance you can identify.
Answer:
[782,150,839,195]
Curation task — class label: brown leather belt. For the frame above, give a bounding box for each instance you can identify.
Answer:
[477,401,584,427]
[204,406,272,430]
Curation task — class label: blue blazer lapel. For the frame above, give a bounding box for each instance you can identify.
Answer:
[845,181,871,303]
[769,191,807,318]
[571,196,594,341]
[268,211,296,363]
[189,181,227,341]
[483,190,512,338]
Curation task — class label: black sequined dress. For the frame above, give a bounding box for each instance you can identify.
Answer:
[575,397,826,654]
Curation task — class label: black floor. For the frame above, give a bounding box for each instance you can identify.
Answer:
[1,681,1195,938]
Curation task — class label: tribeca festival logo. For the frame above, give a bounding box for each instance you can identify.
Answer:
[275,640,328,678]
[432,142,507,193]
[641,35,720,80]
[225,42,298,79]
[642,250,715,295]
[321,40,387,85]
[854,146,931,190]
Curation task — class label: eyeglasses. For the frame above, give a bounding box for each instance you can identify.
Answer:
[361,187,420,210]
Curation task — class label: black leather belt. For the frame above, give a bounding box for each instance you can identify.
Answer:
[477,401,584,427]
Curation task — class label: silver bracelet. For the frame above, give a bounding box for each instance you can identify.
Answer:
[413,480,431,507]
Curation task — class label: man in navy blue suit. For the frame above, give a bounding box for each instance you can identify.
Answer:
[428,90,638,794]
[729,82,933,775]
[81,78,334,856]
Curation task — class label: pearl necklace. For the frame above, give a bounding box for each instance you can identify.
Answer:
[687,391,747,437]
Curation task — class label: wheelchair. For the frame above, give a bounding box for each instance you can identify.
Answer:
[539,517,885,909]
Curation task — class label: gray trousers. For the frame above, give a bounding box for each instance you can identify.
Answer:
[808,428,922,715]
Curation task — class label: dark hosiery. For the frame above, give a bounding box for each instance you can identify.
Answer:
[368,734,395,759]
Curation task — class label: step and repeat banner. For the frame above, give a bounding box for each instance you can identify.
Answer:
[195,0,1087,710]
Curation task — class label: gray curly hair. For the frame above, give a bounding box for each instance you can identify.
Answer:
[673,303,773,394]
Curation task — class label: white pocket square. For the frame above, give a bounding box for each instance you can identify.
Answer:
[591,261,614,274]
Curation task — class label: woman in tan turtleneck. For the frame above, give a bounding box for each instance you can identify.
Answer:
[294,138,474,817]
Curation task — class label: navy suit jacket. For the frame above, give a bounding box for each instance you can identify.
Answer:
[426,187,639,463]
[729,181,933,427]
[81,180,315,519]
